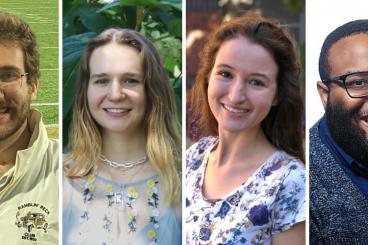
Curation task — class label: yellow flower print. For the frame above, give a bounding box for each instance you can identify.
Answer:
[105,184,113,193]
[147,229,156,239]
[128,187,139,199]
[147,189,154,197]
[88,175,96,183]
[146,179,156,188]
[127,211,133,220]
[89,184,96,192]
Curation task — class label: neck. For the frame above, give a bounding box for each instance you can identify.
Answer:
[101,129,147,163]
[0,119,30,177]
[215,126,275,167]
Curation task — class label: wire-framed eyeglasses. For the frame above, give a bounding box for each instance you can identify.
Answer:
[0,70,28,88]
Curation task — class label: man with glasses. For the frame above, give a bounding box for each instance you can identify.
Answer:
[310,19,368,244]
[0,12,58,243]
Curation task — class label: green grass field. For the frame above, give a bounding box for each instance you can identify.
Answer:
[0,0,59,138]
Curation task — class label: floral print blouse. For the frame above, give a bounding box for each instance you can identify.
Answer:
[185,137,305,245]
[63,173,181,245]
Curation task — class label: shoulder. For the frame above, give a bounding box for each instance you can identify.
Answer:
[185,136,217,169]
[186,136,217,160]
[43,138,59,172]
[262,151,305,180]
[263,151,305,198]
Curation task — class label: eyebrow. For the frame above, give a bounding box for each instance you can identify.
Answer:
[0,65,22,73]
[90,72,142,80]
[215,63,271,80]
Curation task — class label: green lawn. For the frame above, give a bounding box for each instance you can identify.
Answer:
[0,0,59,137]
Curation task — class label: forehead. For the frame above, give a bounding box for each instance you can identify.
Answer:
[89,42,143,74]
[214,36,278,77]
[328,33,368,76]
[0,41,24,70]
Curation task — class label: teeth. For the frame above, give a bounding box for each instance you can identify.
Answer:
[223,104,249,113]
[105,108,128,113]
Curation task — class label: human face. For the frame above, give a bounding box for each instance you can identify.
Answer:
[0,42,37,140]
[207,36,278,135]
[319,33,368,163]
[87,43,146,136]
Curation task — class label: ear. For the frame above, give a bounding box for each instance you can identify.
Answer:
[317,81,328,110]
[30,79,39,101]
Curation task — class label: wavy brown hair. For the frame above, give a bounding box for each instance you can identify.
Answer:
[190,11,304,162]
[64,28,181,205]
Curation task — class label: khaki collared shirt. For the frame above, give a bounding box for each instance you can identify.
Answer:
[0,110,58,244]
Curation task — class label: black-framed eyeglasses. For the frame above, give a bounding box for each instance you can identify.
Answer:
[0,70,28,87]
[323,71,368,98]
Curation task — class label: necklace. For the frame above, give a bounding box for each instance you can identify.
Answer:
[99,155,147,169]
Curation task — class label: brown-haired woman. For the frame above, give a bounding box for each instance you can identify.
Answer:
[63,28,181,244]
[185,12,305,244]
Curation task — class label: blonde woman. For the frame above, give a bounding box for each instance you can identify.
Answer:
[63,29,181,245]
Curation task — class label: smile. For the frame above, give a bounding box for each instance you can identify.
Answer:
[222,104,250,114]
[0,107,9,113]
[103,108,130,113]
[360,114,368,124]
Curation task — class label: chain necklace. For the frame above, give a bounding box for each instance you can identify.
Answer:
[99,155,147,169]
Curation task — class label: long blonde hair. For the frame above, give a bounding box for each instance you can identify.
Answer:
[64,28,181,205]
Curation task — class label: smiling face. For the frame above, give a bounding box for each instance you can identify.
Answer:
[87,42,146,136]
[207,36,278,135]
[321,33,368,163]
[0,42,38,140]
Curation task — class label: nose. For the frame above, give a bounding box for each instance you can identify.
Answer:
[107,79,126,101]
[228,78,246,103]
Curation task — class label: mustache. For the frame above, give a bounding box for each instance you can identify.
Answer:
[0,101,15,109]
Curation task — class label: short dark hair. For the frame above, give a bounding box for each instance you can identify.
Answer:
[0,12,40,85]
[191,11,305,162]
[319,19,368,81]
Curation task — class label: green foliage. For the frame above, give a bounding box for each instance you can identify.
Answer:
[282,0,305,12]
[63,0,182,147]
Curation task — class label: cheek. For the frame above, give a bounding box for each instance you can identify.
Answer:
[87,86,104,110]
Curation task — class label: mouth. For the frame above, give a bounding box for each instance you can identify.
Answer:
[0,108,8,113]
[360,113,368,126]
[103,108,130,113]
[222,103,250,114]
[0,107,10,121]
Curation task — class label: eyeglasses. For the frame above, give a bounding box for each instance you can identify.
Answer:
[323,71,368,98]
[0,70,28,88]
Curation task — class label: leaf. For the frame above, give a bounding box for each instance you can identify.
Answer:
[76,5,112,32]
[168,18,181,38]
[97,0,121,13]
[63,32,97,119]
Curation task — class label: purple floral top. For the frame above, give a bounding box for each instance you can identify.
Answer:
[185,137,305,245]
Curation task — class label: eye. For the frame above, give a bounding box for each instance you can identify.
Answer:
[0,71,19,83]
[94,78,109,85]
[123,78,140,86]
[249,79,265,87]
[353,79,367,87]
[217,70,233,79]
[345,78,367,88]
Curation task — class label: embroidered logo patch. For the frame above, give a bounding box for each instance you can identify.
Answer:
[15,203,50,242]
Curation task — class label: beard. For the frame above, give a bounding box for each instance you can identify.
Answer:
[326,99,368,165]
[0,95,31,140]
